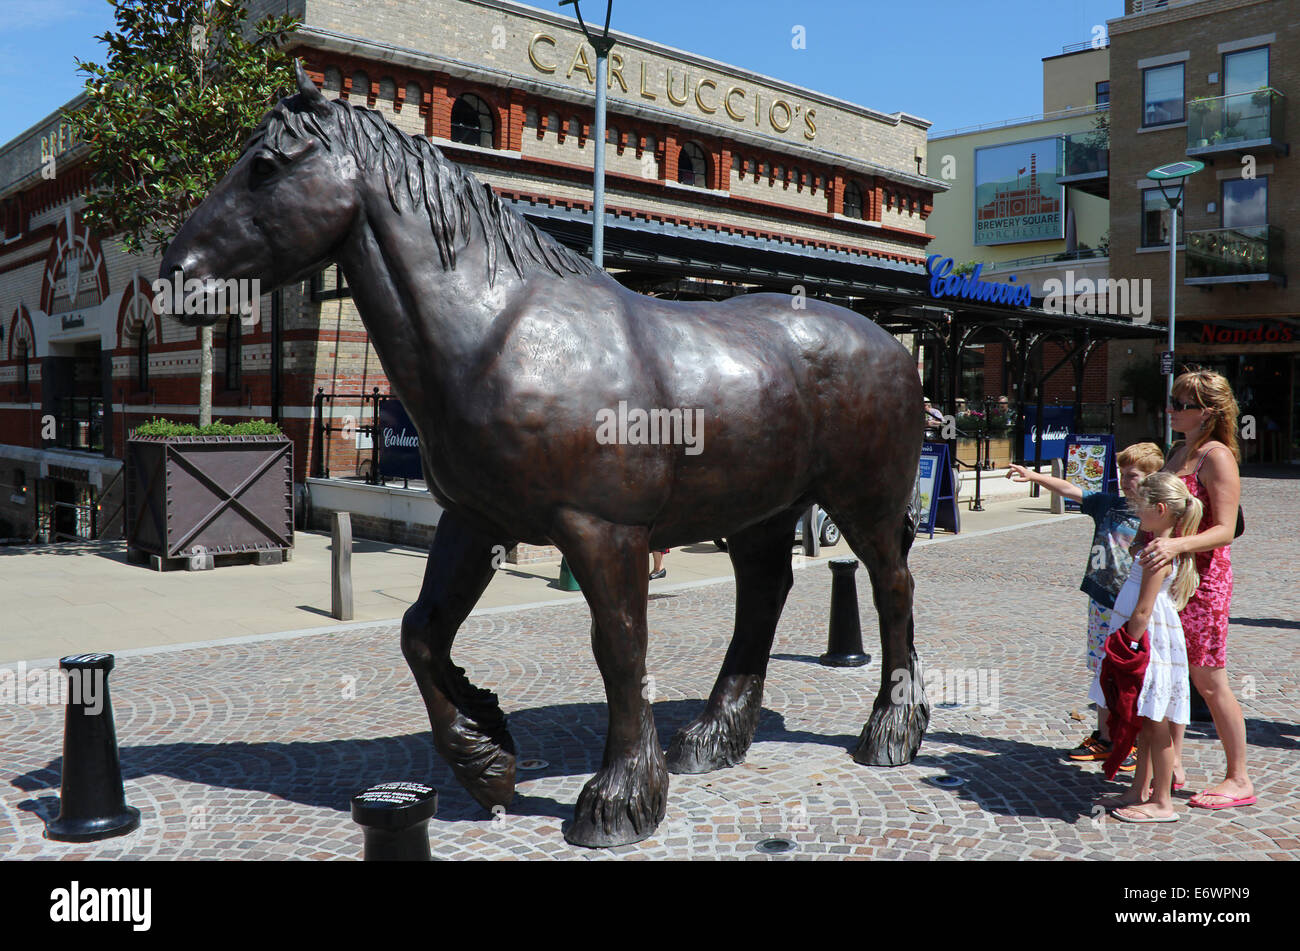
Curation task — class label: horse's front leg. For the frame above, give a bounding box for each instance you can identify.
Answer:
[401,509,516,810]
[553,513,668,848]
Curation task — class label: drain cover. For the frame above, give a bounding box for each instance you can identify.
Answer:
[755,838,797,854]
[929,774,965,788]
[518,759,549,771]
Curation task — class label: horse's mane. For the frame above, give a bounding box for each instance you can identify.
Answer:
[243,93,601,285]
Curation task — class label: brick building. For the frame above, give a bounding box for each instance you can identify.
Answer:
[1107,0,1299,459]
[0,0,950,545]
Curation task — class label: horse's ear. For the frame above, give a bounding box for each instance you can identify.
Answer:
[295,60,331,116]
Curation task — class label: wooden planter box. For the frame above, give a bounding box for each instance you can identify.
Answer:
[124,435,293,569]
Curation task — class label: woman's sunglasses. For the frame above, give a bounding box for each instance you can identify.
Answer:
[1170,397,1202,411]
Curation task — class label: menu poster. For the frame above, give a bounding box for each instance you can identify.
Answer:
[1063,434,1117,511]
[917,442,959,536]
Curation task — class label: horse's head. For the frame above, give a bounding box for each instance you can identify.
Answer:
[159,63,361,324]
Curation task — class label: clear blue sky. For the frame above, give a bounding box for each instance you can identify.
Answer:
[0,0,1122,143]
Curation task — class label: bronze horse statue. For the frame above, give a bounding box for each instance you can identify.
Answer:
[162,65,929,847]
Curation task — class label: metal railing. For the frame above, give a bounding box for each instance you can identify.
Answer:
[312,386,388,482]
[981,248,1107,273]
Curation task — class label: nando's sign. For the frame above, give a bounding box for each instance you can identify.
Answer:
[1190,319,1297,346]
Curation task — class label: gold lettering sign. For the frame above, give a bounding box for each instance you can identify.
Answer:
[725,86,746,122]
[523,36,817,140]
[695,78,717,114]
[769,100,792,133]
[666,68,689,106]
[528,33,558,73]
[39,122,79,164]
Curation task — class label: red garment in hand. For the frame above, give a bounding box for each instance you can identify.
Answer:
[1098,622,1150,779]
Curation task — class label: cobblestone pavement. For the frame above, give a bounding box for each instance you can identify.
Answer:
[2,472,1296,861]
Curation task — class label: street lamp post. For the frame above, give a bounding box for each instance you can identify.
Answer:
[560,0,615,267]
[1147,160,1204,448]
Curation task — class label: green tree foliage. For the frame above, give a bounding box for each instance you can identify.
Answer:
[73,0,301,256]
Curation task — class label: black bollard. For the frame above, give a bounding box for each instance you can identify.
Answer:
[820,558,870,667]
[46,653,141,842]
[351,782,438,861]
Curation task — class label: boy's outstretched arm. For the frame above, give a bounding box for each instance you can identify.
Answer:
[1006,463,1084,502]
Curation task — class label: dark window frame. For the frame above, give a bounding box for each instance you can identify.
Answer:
[1095,80,1110,107]
[843,181,864,219]
[677,142,709,188]
[450,93,496,149]
[1221,175,1268,229]
[1141,62,1185,127]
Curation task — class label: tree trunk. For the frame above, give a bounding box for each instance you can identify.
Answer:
[199,324,213,427]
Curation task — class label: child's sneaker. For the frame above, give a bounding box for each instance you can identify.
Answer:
[1117,747,1138,772]
[1067,730,1113,761]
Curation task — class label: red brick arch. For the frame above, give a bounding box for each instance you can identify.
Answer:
[7,305,35,361]
[116,274,163,350]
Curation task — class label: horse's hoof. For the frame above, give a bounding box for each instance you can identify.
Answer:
[564,746,668,848]
[852,699,930,766]
[666,677,764,774]
[435,713,517,810]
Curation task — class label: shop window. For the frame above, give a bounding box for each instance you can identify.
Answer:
[843,181,864,219]
[451,94,495,148]
[1142,63,1184,127]
[136,324,149,393]
[224,316,242,392]
[1223,177,1267,229]
[678,142,708,187]
[1141,188,1173,248]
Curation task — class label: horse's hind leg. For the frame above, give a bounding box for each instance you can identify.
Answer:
[824,498,929,765]
[550,512,666,848]
[400,509,516,810]
[666,510,798,774]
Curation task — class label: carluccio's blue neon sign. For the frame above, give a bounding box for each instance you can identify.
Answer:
[926,255,1033,307]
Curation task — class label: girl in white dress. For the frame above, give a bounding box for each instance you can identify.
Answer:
[1091,472,1203,822]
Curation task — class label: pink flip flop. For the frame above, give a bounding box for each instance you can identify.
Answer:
[1188,792,1257,810]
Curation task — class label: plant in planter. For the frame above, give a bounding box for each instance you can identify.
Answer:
[124,418,294,570]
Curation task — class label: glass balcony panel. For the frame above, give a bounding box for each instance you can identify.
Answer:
[1062,131,1109,177]
[1185,225,1284,283]
[1187,89,1285,154]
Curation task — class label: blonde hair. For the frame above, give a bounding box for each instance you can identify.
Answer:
[1137,472,1204,610]
[1173,368,1241,462]
[1117,441,1164,474]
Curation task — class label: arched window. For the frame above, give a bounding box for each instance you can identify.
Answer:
[451,94,495,147]
[607,124,620,152]
[323,67,342,93]
[378,76,396,102]
[350,70,370,102]
[18,340,29,395]
[547,112,561,138]
[224,316,242,392]
[525,106,539,130]
[843,181,864,219]
[678,142,708,187]
[405,82,423,112]
[136,324,149,393]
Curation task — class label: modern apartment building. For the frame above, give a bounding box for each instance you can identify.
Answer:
[1107,0,1297,459]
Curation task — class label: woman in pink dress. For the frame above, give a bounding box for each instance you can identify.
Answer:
[1138,369,1254,809]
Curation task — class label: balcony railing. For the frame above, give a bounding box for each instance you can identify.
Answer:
[50,396,105,452]
[1185,225,1285,285]
[1187,89,1286,156]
